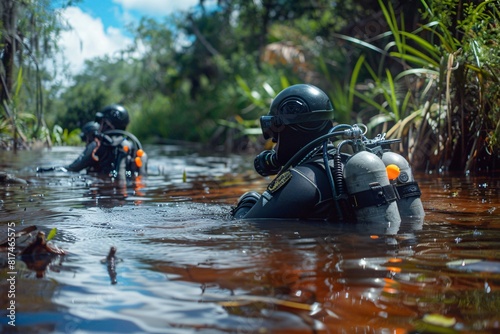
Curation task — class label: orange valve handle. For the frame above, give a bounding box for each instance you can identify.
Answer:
[386,164,400,180]
[135,157,143,168]
[136,149,144,157]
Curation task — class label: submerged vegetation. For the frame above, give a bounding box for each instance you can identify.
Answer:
[0,0,499,173]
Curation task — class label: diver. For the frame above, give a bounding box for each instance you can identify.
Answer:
[37,104,147,179]
[231,84,425,224]
[63,120,100,172]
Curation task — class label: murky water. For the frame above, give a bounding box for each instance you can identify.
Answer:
[1,145,499,334]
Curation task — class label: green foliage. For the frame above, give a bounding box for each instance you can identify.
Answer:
[2,0,498,173]
[228,74,288,142]
[347,0,500,172]
[50,125,82,146]
[1,0,81,147]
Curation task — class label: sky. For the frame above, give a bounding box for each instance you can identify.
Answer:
[56,0,201,80]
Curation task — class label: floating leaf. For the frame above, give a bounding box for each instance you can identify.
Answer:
[215,295,320,312]
[422,313,456,327]
[46,228,57,241]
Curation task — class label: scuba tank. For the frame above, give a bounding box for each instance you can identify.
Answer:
[343,150,401,224]
[381,152,425,218]
[103,130,148,178]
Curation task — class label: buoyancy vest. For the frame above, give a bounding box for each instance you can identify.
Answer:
[92,130,147,179]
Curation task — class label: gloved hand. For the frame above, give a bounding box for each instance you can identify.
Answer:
[36,166,68,173]
[231,191,261,219]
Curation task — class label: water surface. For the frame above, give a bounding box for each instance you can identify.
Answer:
[1,145,499,334]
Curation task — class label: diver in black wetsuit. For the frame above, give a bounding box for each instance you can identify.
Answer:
[231,84,337,220]
[37,104,147,179]
[61,120,101,173]
[231,84,425,223]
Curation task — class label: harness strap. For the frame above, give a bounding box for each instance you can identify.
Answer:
[395,181,421,199]
[349,182,398,209]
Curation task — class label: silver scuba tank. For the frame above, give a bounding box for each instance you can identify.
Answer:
[343,150,401,225]
[381,152,425,218]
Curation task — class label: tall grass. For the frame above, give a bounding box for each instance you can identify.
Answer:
[350,0,499,173]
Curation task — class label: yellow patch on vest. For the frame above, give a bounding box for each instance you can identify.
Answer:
[267,170,292,193]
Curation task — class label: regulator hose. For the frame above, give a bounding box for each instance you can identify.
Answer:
[323,141,342,220]
[333,152,344,197]
[277,124,355,176]
[103,130,143,150]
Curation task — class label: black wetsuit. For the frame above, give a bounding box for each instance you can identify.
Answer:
[66,139,104,174]
[234,149,423,223]
[66,135,140,178]
[240,156,338,220]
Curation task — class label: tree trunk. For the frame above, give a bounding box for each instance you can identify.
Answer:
[1,0,16,106]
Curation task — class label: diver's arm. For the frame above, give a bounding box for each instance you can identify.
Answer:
[36,142,97,173]
[65,141,98,172]
[241,166,320,219]
[46,141,97,173]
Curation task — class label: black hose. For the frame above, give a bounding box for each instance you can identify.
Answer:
[333,152,344,197]
[276,124,353,177]
[103,130,143,150]
[323,141,342,220]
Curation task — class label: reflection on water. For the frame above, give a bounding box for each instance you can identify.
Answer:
[0,145,499,333]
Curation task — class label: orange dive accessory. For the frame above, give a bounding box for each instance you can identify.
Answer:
[386,164,400,180]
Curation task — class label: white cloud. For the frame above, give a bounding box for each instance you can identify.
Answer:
[51,1,216,86]
[113,0,200,16]
[57,7,133,77]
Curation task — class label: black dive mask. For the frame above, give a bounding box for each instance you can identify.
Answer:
[260,108,334,141]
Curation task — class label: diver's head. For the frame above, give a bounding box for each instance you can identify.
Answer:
[260,84,334,165]
[95,104,129,131]
[80,121,100,143]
